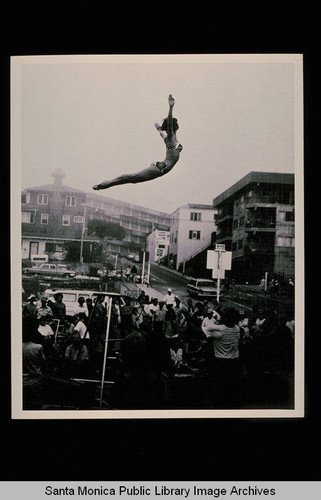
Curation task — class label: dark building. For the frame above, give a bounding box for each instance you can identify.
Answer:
[213,171,295,284]
[21,169,170,263]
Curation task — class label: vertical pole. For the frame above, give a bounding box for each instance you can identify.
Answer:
[217,250,221,303]
[147,261,150,285]
[99,296,113,409]
[114,254,118,270]
[80,206,86,265]
[264,271,268,293]
[141,250,146,284]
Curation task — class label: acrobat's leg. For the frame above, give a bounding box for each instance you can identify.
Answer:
[93,173,136,190]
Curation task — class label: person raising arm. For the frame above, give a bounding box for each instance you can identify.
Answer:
[93,95,183,191]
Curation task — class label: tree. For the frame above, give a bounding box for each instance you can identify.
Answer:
[87,219,126,241]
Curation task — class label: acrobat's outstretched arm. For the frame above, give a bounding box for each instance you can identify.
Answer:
[166,94,175,140]
[154,123,167,140]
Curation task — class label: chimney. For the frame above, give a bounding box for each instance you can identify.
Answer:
[52,169,65,190]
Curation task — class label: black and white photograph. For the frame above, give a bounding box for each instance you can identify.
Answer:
[11,53,304,419]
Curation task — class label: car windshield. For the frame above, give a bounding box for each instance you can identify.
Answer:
[198,281,215,287]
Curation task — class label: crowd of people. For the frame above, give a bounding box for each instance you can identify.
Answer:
[22,287,295,410]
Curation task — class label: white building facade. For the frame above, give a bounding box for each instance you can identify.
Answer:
[146,229,170,262]
[168,204,217,270]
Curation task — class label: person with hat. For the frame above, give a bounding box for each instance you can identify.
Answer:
[163,288,175,308]
[23,294,37,319]
[201,307,220,338]
[35,296,53,320]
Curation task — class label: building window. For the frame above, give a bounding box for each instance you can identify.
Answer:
[37,194,48,205]
[74,215,84,223]
[21,193,30,204]
[285,210,295,222]
[189,230,201,240]
[66,195,76,206]
[22,211,35,224]
[62,215,70,226]
[190,212,201,221]
[277,236,295,247]
[233,219,239,229]
[41,214,49,225]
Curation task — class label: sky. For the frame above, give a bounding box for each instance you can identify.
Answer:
[15,54,302,214]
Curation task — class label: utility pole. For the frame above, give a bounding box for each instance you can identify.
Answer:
[80,205,87,265]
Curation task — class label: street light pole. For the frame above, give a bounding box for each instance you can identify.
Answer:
[80,205,87,264]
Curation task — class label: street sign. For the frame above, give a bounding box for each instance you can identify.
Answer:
[206,250,217,269]
[220,251,232,270]
[215,244,226,251]
[212,268,225,279]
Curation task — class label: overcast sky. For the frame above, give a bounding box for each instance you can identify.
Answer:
[16,54,301,214]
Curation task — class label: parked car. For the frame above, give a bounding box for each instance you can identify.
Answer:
[23,263,76,278]
[186,278,221,299]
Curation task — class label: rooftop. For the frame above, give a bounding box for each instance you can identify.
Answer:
[213,171,294,207]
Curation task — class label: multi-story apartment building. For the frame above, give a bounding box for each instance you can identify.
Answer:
[21,169,170,262]
[213,171,295,283]
[168,204,217,271]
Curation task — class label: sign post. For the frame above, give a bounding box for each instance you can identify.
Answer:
[206,244,232,303]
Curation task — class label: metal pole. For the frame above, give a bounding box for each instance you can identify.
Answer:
[141,250,146,284]
[80,206,86,265]
[217,250,221,303]
[99,296,113,409]
[147,261,150,285]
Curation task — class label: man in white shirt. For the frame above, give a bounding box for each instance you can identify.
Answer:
[163,288,175,307]
[144,298,160,317]
[74,296,89,318]
[73,313,89,339]
[201,308,219,337]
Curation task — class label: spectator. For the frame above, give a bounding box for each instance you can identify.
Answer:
[22,320,46,409]
[74,296,89,318]
[132,299,146,330]
[125,266,132,279]
[164,303,177,338]
[201,307,219,337]
[73,313,88,340]
[186,298,194,318]
[23,294,37,319]
[153,301,166,332]
[37,316,55,340]
[144,297,159,318]
[163,288,175,307]
[86,298,94,318]
[63,331,90,378]
[90,295,107,356]
[131,265,138,282]
[118,329,151,409]
[202,307,241,408]
[51,293,66,322]
[120,296,134,337]
[173,296,185,316]
[35,297,53,321]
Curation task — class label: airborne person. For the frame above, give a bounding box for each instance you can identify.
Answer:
[93,95,182,191]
